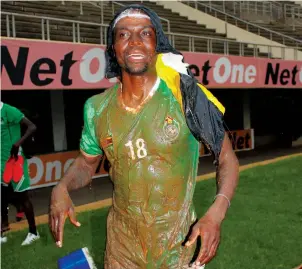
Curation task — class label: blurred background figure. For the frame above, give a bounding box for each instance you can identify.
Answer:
[1,102,40,245]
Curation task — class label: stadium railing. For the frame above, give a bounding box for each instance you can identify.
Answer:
[182,1,302,47]
[200,1,302,31]
[2,11,300,60]
[2,11,108,43]
[93,1,171,33]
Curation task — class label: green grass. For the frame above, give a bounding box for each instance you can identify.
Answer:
[2,156,302,269]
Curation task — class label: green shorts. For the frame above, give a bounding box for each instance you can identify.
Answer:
[1,157,31,192]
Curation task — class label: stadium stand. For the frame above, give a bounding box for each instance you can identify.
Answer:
[1,1,270,57]
[186,1,302,48]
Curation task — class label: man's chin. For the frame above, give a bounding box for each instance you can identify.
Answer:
[125,65,148,75]
[126,68,148,76]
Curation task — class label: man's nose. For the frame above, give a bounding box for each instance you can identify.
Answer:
[129,33,143,46]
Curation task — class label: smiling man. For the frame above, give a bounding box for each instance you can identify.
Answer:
[49,5,239,269]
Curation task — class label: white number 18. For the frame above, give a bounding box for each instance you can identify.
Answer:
[125,138,147,160]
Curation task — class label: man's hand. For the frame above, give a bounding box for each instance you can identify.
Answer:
[10,144,19,160]
[49,184,81,248]
[184,133,239,267]
[48,152,101,247]
[185,213,222,267]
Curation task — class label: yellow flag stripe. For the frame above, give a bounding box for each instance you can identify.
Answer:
[156,54,184,112]
[156,53,225,115]
[197,83,225,115]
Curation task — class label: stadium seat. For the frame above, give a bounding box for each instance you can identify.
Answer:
[187,1,302,49]
[1,1,269,57]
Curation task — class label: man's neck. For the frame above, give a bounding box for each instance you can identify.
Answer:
[120,72,158,108]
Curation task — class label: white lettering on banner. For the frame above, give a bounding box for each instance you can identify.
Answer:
[80,48,105,83]
[28,157,44,185]
[245,65,257,84]
[213,57,257,84]
[213,57,231,84]
[28,156,77,186]
[231,64,256,83]
[46,161,61,182]
[231,64,245,83]
[64,158,75,173]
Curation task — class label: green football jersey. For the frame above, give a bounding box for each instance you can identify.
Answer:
[1,103,31,192]
[80,78,200,268]
[1,103,24,165]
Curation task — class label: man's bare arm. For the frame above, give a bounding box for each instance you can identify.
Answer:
[207,133,239,222]
[15,117,37,147]
[57,151,103,192]
[185,133,239,265]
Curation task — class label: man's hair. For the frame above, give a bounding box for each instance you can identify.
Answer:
[105,4,182,79]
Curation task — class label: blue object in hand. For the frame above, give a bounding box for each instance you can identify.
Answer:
[58,247,97,269]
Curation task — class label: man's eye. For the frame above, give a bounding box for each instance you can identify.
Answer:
[119,32,129,38]
[142,31,151,36]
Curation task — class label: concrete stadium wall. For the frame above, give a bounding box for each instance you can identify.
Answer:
[154,1,302,61]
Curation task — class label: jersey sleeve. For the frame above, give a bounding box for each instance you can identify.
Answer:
[6,104,24,124]
[80,98,103,157]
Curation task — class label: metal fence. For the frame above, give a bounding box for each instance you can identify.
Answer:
[182,1,302,47]
[2,11,300,60]
[166,32,299,59]
[2,11,109,43]
[196,1,302,30]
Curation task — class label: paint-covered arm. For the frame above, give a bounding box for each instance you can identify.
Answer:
[185,134,239,266]
[49,97,103,248]
[49,152,102,248]
[179,76,240,266]
[56,152,102,192]
[56,94,104,192]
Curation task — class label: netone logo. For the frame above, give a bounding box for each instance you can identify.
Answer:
[1,45,117,87]
[189,57,257,85]
[28,154,106,187]
[28,156,75,185]
[189,57,302,86]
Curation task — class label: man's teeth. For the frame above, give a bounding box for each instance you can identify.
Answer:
[129,54,144,59]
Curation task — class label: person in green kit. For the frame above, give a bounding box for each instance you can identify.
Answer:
[49,5,239,269]
[1,102,40,245]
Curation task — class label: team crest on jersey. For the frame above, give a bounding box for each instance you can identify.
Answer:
[163,116,180,141]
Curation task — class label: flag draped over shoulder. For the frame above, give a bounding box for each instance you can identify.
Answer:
[156,53,225,165]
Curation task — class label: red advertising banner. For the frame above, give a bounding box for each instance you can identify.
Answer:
[28,150,108,189]
[199,129,254,156]
[28,129,253,189]
[1,38,301,90]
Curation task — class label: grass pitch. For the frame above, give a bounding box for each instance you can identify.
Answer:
[2,156,301,269]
